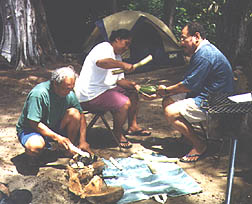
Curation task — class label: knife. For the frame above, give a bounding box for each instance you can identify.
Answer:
[69,143,90,157]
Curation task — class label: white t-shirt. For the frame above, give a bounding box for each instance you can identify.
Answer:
[75,42,124,102]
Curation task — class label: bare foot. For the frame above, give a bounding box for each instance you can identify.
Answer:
[118,135,132,149]
[126,127,151,136]
[180,146,207,163]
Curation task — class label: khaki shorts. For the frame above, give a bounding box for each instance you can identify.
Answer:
[169,93,206,123]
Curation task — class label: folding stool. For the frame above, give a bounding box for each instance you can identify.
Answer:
[83,110,120,148]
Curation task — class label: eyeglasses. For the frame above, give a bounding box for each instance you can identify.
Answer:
[180,35,191,42]
[57,83,74,92]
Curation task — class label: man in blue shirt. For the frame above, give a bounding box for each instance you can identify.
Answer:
[157,21,234,162]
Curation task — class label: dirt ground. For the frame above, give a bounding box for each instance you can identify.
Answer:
[1,61,252,204]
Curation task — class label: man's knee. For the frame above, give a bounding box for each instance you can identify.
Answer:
[65,108,81,121]
[122,99,131,110]
[113,99,131,115]
[163,104,181,123]
[61,108,82,132]
[25,136,45,155]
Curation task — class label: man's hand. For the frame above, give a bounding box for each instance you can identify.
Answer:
[139,92,160,100]
[117,79,139,90]
[156,85,168,97]
[78,142,93,155]
[29,120,75,154]
[123,63,135,73]
[134,84,141,92]
[56,135,73,151]
[96,58,134,73]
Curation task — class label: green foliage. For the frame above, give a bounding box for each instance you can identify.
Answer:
[118,0,226,43]
[173,0,226,42]
[139,85,158,95]
[118,0,164,19]
[118,0,252,47]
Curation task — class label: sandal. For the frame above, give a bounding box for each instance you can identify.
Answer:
[180,148,207,163]
[119,140,132,149]
[126,128,151,136]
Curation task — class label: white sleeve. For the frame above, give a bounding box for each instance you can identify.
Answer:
[91,42,115,63]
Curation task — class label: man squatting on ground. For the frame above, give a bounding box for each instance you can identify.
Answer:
[16,66,92,162]
[157,21,234,163]
[74,29,151,149]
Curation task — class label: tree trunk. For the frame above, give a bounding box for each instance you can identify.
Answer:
[216,0,252,65]
[163,0,176,29]
[0,0,61,70]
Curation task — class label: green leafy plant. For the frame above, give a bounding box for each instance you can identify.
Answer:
[139,85,158,95]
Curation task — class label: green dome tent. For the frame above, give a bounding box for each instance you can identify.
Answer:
[82,10,185,73]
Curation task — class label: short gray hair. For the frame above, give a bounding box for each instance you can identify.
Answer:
[51,65,78,84]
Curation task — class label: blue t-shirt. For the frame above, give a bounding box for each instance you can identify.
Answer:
[182,43,234,108]
[16,80,83,135]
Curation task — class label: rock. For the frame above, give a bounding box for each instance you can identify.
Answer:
[67,160,105,196]
[67,159,124,203]
[83,176,124,204]
[83,175,106,195]
[68,167,85,197]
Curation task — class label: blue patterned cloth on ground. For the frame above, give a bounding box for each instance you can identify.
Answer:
[102,156,202,204]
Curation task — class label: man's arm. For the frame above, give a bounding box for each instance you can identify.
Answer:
[29,120,72,151]
[96,58,134,72]
[116,79,140,90]
[78,113,93,154]
[157,81,191,96]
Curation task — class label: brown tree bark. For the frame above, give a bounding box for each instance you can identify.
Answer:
[216,0,252,65]
[163,0,176,29]
[0,0,60,70]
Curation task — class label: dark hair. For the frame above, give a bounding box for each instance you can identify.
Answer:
[109,29,132,42]
[186,22,206,39]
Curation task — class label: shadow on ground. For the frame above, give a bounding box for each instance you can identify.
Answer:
[87,127,227,163]
[11,150,62,176]
[86,127,118,149]
[0,187,33,204]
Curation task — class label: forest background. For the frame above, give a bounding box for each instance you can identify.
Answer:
[1,1,252,204]
[0,0,252,87]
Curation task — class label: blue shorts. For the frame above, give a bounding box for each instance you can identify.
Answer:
[18,127,67,148]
